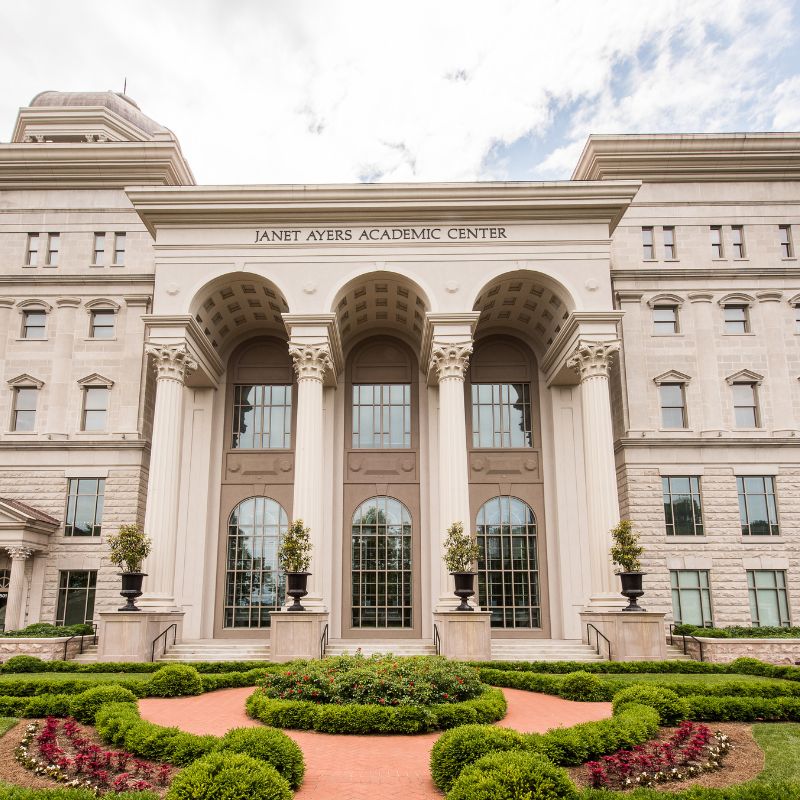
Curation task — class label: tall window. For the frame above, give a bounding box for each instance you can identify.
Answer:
[653,305,679,335]
[795,303,800,334]
[738,476,779,536]
[352,384,411,448]
[81,387,109,432]
[477,496,540,628]
[55,571,96,626]
[659,383,687,428]
[22,310,46,339]
[351,496,412,628]
[731,226,746,258]
[472,383,532,448]
[232,385,292,449]
[779,225,794,258]
[748,570,790,627]
[64,478,105,537]
[663,226,676,259]
[710,226,724,258]
[45,233,60,267]
[90,310,116,339]
[25,234,39,266]
[113,233,126,265]
[671,570,713,627]
[642,227,655,259]
[663,476,703,536]
[723,305,749,333]
[93,233,105,265]
[225,496,287,628]
[11,387,38,432]
[732,382,759,427]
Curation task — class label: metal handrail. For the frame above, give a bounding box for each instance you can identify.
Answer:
[63,623,100,660]
[586,623,612,661]
[151,623,177,662]
[92,623,98,646]
[669,624,704,662]
[319,623,329,659]
[433,624,441,656]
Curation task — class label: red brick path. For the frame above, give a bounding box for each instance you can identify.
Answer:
[139,687,611,799]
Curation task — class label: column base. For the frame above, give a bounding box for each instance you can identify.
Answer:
[97,611,184,663]
[137,593,181,613]
[585,592,628,610]
[433,611,491,661]
[270,610,329,662]
[580,610,667,661]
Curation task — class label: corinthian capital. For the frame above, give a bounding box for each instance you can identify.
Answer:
[6,545,33,561]
[288,342,333,382]
[145,343,198,383]
[429,341,473,382]
[567,340,620,381]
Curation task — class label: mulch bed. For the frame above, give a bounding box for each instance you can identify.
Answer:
[568,723,764,792]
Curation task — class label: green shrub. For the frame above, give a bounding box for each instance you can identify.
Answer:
[0,788,158,799]
[147,664,203,697]
[559,670,606,702]
[612,685,689,725]
[673,623,800,639]
[217,727,305,789]
[68,684,138,723]
[447,750,578,800]
[165,752,291,800]
[1,655,45,672]
[0,622,94,639]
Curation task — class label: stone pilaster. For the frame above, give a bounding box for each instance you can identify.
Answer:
[46,298,81,437]
[688,293,725,435]
[757,291,796,434]
[5,546,33,631]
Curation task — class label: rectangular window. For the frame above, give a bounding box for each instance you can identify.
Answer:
[81,387,109,432]
[55,570,97,626]
[795,304,800,334]
[671,570,713,627]
[90,310,116,339]
[25,234,39,266]
[659,383,687,428]
[738,476,779,536]
[653,305,679,335]
[723,305,749,334]
[710,225,724,258]
[92,233,105,266]
[231,384,293,449]
[748,570,790,627]
[45,233,60,267]
[22,310,46,339]
[471,383,533,448]
[779,225,794,258]
[731,226,745,258]
[663,476,704,536]
[642,227,655,259]
[732,382,759,427]
[64,477,105,537]
[352,384,411,448]
[113,233,126,266]
[663,226,676,259]
[12,387,38,432]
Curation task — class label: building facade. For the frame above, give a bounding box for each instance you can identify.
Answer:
[0,91,798,648]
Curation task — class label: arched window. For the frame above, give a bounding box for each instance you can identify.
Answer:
[476,496,541,628]
[351,496,412,628]
[224,497,288,628]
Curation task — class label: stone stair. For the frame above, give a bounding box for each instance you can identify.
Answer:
[324,638,437,657]
[71,643,99,663]
[490,638,605,662]
[664,643,693,661]
[158,639,271,663]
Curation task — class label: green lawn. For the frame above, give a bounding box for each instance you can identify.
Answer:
[0,672,153,684]
[595,672,790,688]
[0,717,17,737]
[754,723,800,782]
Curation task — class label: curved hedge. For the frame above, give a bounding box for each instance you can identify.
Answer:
[246,684,506,734]
[217,727,305,789]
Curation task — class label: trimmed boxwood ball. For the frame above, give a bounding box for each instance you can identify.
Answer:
[447,750,578,800]
[147,664,203,697]
[558,670,606,702]
[612,685,689,726]
[1,655,46,673]
[68,684,138,723]
[165,751,292,800]
[216,726,305,789]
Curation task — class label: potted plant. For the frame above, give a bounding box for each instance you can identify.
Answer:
[610,519,646,612]
[443,521,481,611]
[278,519,312,612]
[107,523,152,612]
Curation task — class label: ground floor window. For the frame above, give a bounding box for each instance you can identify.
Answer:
[55,570,96,626]
[670,569,713,627]
[351,495,412,628]
[224,496,287,628]
[748,569,790,627]
[477,496,541,628]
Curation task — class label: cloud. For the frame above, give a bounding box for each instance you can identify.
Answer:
[0,0,796,183]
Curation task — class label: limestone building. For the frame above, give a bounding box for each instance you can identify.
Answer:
[0,90,798,657]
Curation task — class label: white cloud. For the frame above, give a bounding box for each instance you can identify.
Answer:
[0,0,796,183]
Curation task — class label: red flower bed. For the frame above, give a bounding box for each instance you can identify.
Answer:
[586,721,731,790]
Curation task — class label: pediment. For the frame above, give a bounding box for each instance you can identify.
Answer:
[726,369,764,385]
[77,373,114,387]
[0,497,59,528]
[653,370,692,385]
[7,373,44,389]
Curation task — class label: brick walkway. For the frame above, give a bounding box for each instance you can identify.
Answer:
[139,687,611,799]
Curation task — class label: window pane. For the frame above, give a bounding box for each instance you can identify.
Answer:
[472,383,532,449]
[352,384,411,449]
[83,409,107,432]
[231,384,292,449]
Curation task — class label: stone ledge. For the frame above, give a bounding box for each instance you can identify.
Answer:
[681,636,800,665]
[0,637,83,661]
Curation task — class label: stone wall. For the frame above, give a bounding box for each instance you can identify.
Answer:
[682,636,800,665]
[0,636,83,662]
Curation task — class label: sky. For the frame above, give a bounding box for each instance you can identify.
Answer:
[1,0,799,185]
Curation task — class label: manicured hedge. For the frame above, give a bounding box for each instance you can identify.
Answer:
[0,623,95,639]
[0,789,156,800]
[217,727,305,789]
[69,684,140,723]
[247,684,506,734]
[674,623,800,639]
[0,655,276,674]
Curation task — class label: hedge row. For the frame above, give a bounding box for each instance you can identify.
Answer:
[673,623,800,639]
[246,684,506,734]
[0,789,156,800]
[0,654,276,674]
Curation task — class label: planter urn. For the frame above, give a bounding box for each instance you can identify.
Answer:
[618,571,646,612]
[286,571,311,611]
[451,571,477,611]
[118,572,146,612]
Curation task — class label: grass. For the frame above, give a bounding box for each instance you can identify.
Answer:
[0,672,153,683]
[754,723,800,782]
[0,717,17,737]
[594,672,790,688]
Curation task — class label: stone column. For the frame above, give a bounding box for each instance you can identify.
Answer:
[567,340,621,605]
[288,342,333,608]
[688,293,724,435]
[756,291,795,434]
[430,340,473,609]
[0,299,14,373]
[46,298,81,437]
[5,546,32,631]
[140,344,197,610]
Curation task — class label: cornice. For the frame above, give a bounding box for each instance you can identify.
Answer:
[573,133,800,182]
[611,267,800,281]
[125,181,641,236]
[616,436,800,451]
[0,439,149,450]
[541,310,625,376]
[0,274,154,286]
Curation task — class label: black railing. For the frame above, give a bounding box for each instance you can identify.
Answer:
[433,624,441,656]
[63,624,98,661]
[669,624,704,662]
[319,623,329,660]
[586,623,612,661]
[151,623,177,662]
[92,623,98,646]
